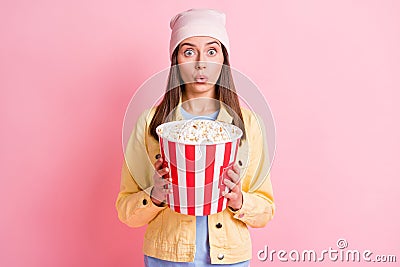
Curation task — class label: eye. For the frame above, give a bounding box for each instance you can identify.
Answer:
[184,49,195,57]
[208,49,217,56]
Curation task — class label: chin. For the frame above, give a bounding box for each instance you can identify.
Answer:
[187,83,215,93]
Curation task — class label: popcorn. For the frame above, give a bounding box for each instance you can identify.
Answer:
[156,119,243,216]
[156,120,241,144]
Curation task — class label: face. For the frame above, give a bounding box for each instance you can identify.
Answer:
[177,36,224,97]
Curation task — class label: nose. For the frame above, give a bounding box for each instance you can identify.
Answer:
[195,52,206,70]
[195,61,206,70]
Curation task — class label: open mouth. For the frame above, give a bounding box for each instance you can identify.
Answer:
[194,75,208,83]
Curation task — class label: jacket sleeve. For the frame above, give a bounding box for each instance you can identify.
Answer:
[115,110,167,228]
[228,111,276,228]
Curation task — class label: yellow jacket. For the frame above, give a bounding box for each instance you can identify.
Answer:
[115,100,275,264]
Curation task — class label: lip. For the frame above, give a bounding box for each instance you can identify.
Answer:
[194,75,208,83]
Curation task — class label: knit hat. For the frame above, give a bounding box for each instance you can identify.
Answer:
[169,8,230,60]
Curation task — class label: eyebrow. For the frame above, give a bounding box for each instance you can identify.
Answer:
[179,41,221,48]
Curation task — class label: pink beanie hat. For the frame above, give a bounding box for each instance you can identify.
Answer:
[169,8,230,60]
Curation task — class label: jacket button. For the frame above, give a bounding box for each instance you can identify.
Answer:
[142,199,148,205]
[216,223,222,229]
[238,160,243,166]
[217,253,224,260]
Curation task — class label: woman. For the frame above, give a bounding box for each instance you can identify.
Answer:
[116,8,275,266]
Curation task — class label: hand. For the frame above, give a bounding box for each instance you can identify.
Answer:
[150,155,172,206]
[222,164,243,211]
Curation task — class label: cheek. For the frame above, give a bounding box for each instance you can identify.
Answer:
[216,55,225,75]
[178,64,193,81]
[210,63,223,76]
[218,54,225,64]
[177,54,184,65]
[213,52,224,65]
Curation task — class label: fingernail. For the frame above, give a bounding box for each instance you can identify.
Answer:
[165,167,169,172]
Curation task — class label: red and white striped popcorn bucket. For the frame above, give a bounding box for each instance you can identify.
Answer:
[156,120,242,216]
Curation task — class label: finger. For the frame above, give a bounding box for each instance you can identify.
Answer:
[153,184,173,196]
[224,178,241,194]
[161,187,173,194]
[232,164,240,175]
[154,157,163,170]
[227,169,240,184]
[223,178,237,191]
[230,182,241,193]
[154,176,172,186]
[222,191,235,199]
[160,177,172,186]
[157,166,170,177]
[221,190,230,198]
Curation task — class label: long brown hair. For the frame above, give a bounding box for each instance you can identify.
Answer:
[149,44,246,142]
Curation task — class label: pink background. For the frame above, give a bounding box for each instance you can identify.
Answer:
[1,1,399,266]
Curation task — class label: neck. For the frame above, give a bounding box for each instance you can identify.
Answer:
[181,90,220,115]
[182,85,217,100]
